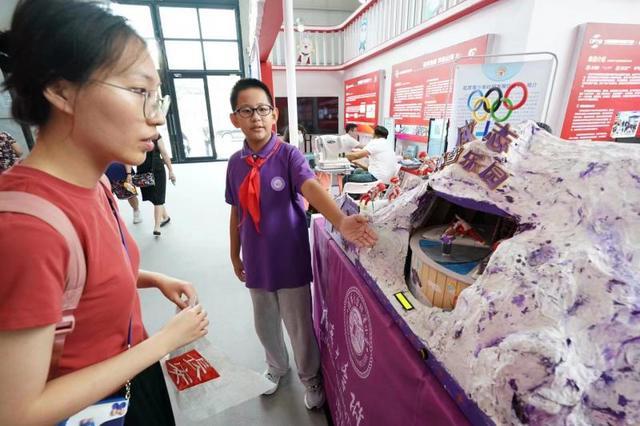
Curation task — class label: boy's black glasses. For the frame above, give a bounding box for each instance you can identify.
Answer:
[234,104,274,118]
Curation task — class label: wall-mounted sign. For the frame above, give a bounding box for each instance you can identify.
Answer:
[561,23,640,141]
[344,70,383,134]
[390,35,489,143]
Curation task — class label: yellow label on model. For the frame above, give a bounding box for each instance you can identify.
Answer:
[394,292,414,311]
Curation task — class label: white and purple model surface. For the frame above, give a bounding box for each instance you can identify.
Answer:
[358,121,640,425]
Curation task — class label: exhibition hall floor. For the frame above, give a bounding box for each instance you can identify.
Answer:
[120,162,328,426]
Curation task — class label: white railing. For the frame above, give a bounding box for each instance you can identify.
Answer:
[269,0,473,67]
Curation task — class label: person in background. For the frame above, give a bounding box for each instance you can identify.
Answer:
[0,130,23,173]
[282,123,308,151]
[225,78,377,411]
[346,125,398,184]
[0,1,208,425]
[136,135,175,236]
[340,122,361,152]
[105,162,142,224]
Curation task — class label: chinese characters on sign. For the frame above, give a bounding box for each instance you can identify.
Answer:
[350,392,365,426]
[455,123,515,189]
[479,162,510,190]
[165,349,220,391]
[390,35,489,142]
[459,151,485,172]
[344,71,382,134]
[484,122,518,153]
[457,120,476,145]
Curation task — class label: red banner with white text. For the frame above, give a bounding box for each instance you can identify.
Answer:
[390,35,489,142]
[561,23,640,141]
[344,71,382,134]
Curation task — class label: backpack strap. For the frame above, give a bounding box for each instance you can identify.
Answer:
[0,191,86,376]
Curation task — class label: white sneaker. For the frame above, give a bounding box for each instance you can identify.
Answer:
[133,210,142,224]
[262,371,282,395]
[304,383,325,409]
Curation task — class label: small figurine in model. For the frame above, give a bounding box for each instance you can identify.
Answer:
[360,182,387,206]
[440,215,485,255]
[440,232,455,255]
[417,152,436,176]
[386,176,402,201]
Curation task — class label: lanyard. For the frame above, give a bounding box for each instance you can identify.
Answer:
[103,185,134,400]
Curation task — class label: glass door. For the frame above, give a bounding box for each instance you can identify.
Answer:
[171,75,216,160]
[207,74,242,159]
[111,3,244,162]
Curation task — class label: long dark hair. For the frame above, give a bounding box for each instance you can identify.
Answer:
[0,0,145,126]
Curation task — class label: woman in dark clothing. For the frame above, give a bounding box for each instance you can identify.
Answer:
[137,135,175,235]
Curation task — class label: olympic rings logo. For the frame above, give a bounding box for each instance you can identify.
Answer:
[466,82,529,123]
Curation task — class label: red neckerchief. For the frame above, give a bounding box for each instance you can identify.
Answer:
[238,140,282,233]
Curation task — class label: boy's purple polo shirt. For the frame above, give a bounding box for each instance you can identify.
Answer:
[225,133,316,292]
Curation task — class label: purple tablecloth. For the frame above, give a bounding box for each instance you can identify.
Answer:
[312,219,470,426]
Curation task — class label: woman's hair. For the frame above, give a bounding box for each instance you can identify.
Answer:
[0,0,145,126]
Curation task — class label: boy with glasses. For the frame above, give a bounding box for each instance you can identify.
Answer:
[225,79,377,410]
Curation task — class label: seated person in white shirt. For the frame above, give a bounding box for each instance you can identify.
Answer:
[339,123,362,152]
[345,125,397,184]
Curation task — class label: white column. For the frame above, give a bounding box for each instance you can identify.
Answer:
[283,0,298,148]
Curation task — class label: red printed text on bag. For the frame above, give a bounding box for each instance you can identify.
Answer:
[165,349,220,391]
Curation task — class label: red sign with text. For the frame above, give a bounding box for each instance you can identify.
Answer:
[344,70,382,134]
[390,35,489,142]
[561,23,640,141]
[165,349,220,391]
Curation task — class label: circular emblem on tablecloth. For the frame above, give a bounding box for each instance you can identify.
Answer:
[270,176,285,191]
[344,286,373,379]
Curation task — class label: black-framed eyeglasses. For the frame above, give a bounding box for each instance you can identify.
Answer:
[234,104,274,119]
[92,80,171,119]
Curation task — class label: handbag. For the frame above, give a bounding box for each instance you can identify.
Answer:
[0,131,19,173]
[132,172,155,188]
[112,181,138,200]
[0,178,133,426]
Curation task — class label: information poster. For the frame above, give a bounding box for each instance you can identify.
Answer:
[390,35,489,143]
[449,60,554,148]
[344,70,382,134]
[561,23,640,141]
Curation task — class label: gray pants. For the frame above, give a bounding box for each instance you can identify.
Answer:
[249,285,321,387]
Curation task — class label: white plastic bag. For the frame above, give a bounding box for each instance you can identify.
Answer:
[161,337,273,421]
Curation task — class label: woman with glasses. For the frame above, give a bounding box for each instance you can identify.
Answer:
[0,1,208,425]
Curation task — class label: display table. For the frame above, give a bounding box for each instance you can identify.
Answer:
[311,218,472,426]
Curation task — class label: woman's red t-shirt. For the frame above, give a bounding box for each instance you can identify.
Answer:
[0,165,146,378]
